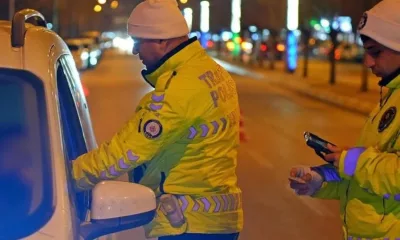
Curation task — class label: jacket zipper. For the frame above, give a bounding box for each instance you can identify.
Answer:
[381,198,386,222]
[343,182,350,236]
[160,172,166,194]
[372,88,394,122]
[145,71,177,194]
[164,71,177,90]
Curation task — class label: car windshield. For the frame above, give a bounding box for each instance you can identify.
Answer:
[0,68,54,239]
[67,44,79,51]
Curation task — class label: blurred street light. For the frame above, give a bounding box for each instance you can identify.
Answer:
[110,1,119,9]
[94,5,102,12]
[249,25,257,33]
[287,0,299,30]
[320,18,330,28]
[183,8,193,31]
[200,1,210,48]
[180,0,188,4]
[230,0,241,57]
[98,0,106,5]
[200,1,210,33]
[231,0,241,33]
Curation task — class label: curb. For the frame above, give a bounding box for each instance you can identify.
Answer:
[214,58,375,116]
[265,76,375,116]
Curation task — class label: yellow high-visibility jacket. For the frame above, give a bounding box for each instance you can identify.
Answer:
[72,37,243,237]
[313,71,400,239]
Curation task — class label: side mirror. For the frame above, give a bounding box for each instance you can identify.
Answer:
[80,181,156,240]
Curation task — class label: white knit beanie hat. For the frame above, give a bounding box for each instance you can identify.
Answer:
[127,0,189,39]
[358,0,400,52]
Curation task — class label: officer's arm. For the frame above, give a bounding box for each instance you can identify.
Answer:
[310,164,341,200]
[338,145,400,197]
[312,182,341,200]
[72,92,190,191]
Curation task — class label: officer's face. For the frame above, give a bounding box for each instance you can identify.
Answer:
[132,38,168,70]
[363,39,400,78]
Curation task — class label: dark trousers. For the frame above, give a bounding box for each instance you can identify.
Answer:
[159,233,240,240]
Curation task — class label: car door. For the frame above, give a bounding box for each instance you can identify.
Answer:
[57,55,121,240]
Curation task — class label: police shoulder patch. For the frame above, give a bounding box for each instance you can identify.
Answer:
[358,12,368,30]
[143,119,163,139]
[378,107,397,133]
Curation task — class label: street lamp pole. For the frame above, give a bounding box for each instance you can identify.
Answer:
[9,0,15,20]
[53,0,60,32]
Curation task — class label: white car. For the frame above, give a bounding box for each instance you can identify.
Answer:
[0,9,156,240]
[79,37,102,67]
[65,38,90,70]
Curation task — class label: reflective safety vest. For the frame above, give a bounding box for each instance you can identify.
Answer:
[314,71,400,239]
[72,37,243,237]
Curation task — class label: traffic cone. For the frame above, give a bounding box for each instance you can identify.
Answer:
[239,110,248,142]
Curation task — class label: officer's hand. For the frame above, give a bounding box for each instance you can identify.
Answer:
[324,144,349,167]
[289,166,323,196]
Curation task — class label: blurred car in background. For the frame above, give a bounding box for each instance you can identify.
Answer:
[335,42,364,62]
[313,40,364,62]
[65,38,90,70]
[79,37,102,68]
[81,31,104,51]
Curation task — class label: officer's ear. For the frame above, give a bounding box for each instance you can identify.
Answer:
[158,39,169,53]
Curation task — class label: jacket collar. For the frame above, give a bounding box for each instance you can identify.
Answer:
[379,68,400,89]
[142,37,200,87]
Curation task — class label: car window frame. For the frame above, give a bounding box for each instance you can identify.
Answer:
[61,55,97,150]
[56,56,93,223]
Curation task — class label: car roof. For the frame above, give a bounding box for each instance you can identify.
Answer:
[65,38,84,46]
[0,17,71,86]
[82,31,101,38]
[79,38,95,44]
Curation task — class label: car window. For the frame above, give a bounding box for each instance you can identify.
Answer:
[0,68,54,239]
[57,57,92,222]
[60,55,97,150]
[57,63,87,156]
[68,44,79,51]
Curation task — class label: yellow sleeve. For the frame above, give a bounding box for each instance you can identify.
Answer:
[312,182,341,200]
[72,91,191,190]
[310,164,341,200]
[338,146,400,198]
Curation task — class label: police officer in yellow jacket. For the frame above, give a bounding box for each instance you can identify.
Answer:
[72,0,242,239]
[289,1,400,239]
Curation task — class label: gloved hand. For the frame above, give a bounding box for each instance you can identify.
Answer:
[289,166,324,196]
